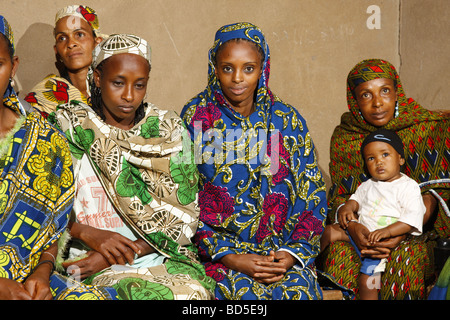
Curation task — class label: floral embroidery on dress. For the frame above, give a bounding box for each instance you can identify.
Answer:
[191,102,222,132]
[199,182,235,227]
[267,132,290,184]
[256,192,288,243]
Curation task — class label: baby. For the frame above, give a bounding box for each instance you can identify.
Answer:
[321,128,426,299]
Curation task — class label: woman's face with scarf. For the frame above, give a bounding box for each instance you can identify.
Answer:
[353,78,397,127]
[215,39,262,117]
[54,16,101,73]
[0,35,18,98]
[94,53,149,130]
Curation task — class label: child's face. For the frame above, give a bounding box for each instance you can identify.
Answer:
[214,40,262,116]
[353,78,397,127]
[363,141,405,182]
[54,16,102,72]
[94,53,149,129]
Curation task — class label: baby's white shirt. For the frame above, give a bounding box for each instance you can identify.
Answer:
[350,173,425,235]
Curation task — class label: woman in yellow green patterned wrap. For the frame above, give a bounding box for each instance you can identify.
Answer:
[49,34,215,300]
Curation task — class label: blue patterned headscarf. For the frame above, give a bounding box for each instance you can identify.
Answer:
[0,15,14,53]
[206,22,273,118]
[0,15,26,116]
[0,15,15,99]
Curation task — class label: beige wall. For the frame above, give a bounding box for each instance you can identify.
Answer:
[399,0,450,110]
[3,0,448,190]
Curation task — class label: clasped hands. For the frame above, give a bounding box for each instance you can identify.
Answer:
[338,208,402,259]
[219,250,296,284]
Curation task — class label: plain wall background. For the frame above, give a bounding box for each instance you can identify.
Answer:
[2,0,449,190]
[400,0,450,110]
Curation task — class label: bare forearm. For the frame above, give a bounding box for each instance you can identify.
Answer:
[338,199,360,228]
[36,242,58,276]
[422,193,438,224]
[346,199,360,214]
[133,239,156,258]
[382,221,413,238]
[68,221,85,240]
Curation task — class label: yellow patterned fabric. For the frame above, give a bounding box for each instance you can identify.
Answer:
[25,74,89,117]
[0,93,74,282]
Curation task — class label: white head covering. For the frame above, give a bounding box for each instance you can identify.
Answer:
[55,5,103,37]
[91,34,151,71]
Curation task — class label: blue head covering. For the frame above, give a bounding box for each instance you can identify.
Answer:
[0,15,15,99]
[0,15,25,115]
[206,22,273,118]
[0,15,14,53]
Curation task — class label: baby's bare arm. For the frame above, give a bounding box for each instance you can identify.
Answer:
[368,221,413,243]
[337,200,359,229]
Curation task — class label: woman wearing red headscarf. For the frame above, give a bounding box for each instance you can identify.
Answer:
[319,58,449,299]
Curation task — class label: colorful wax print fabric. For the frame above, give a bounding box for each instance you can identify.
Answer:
[181,22,327,300]
[0,93,74,283]
[50,100,215,300]
[49,259,213,300]
[25,74,89,117]
[0,16,14,52]
[321,59,450,299]
[55,5,103,38]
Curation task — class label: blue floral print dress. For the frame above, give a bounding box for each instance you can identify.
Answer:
[181,22,327,300]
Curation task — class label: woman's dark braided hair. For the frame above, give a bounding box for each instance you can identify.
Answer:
[89,59,148,124]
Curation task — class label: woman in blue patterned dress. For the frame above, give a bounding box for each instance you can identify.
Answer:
[181,22,327,300]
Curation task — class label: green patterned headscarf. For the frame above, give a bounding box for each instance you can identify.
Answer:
[345,59,407,129]
[347,59,398,92]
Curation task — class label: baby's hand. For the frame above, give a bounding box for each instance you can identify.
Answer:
[338,209,358,229]
[367,228,391,244]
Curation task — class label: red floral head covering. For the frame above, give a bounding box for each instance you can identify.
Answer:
[55,5,102,37]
